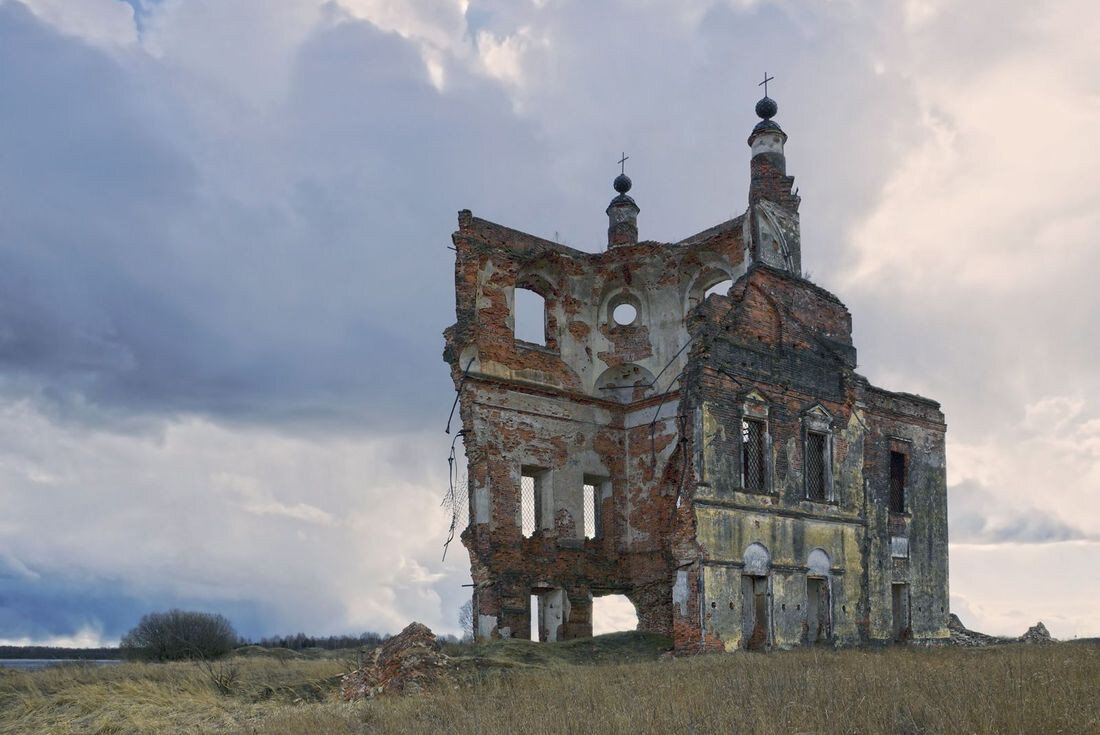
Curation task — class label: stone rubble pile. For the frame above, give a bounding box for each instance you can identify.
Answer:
[946,613,1053,647]
[340,622,453,700]
[1018,621,1053,644]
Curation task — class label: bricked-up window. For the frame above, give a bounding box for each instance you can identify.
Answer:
[513,287,546,345]
[741,419,766,491]
[583,483,601,539]
[520,471,541,537]
[889,451,907,514]
[806,432,828,501]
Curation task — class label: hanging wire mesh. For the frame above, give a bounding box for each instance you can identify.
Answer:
[521,475,537,537]
[442,432,469,560]
[583,483,597,539]
[806,432,827,501]
[442,474,469,554]
[742,419,765,491]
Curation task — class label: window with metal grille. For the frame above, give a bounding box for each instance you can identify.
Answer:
[583,482,600,539]
[889,451,907,514]
[741,418,766,491]
[806,432,827,501]
[521,472,540,537]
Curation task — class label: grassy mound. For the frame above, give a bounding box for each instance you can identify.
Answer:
[460,630,672,668]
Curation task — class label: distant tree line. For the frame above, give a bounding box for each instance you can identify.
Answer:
[245,631,389,651]
[7,608,462,664]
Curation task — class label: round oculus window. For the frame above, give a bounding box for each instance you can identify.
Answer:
[612,303,638,326]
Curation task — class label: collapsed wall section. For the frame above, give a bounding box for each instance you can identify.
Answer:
[443,211,746,642]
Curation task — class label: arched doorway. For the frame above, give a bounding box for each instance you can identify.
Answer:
[806,548,832,645]
[741,542,771,650]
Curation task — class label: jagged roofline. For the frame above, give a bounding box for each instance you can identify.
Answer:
[716,262,850,315]
[454,211,746,259]
[703,264,945,413]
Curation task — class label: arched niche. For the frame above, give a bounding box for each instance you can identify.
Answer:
[808,548,831,578]
[598,286,647,330]
[594,364,656,404]
[743,542,771,576]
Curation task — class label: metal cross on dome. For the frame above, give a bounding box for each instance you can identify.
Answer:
[759,72,775,97]
[618,152,630,175]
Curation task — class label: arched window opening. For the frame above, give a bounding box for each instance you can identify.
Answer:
[514,287,546,345]
[593,594,637,635]
[687,263,741,309]
[704,279,733,299]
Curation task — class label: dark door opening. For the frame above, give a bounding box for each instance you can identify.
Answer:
[741,575,769,650]
[806,577,831,644]
[891,583,910,642]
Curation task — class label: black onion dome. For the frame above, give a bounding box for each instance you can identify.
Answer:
[753,119,782,134]
[613,173,632,194]
[755,96,778,120]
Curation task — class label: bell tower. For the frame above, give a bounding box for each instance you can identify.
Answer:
[745,75,802,275]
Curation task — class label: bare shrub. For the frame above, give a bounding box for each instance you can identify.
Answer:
[120,609,238,662]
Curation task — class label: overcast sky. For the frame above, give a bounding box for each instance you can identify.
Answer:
[0,0,1098,645]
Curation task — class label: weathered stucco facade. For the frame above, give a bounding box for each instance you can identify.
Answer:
[443,95,949,652]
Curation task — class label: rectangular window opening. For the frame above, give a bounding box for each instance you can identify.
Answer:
[806,432,827,501]
[741,418,766,491]
[889,451,907,514]
[530,594,540,641]
[520,470,542,537]
[513,288,546,345]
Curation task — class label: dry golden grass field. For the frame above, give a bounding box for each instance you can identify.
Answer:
[2,634,1099,735]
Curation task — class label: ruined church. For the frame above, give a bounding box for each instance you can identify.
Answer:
[443,90,949,652]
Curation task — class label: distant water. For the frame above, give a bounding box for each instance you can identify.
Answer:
[0,659,122,671]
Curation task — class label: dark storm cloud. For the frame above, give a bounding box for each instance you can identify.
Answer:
[0,2,552,432]
[0,567,272,642]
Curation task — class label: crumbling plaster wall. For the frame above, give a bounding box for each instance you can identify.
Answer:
[859,386,950,642]
[444,211,746,641]
[669,265,949,650]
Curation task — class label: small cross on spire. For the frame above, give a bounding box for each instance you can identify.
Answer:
[618,152,630,175]
[758,72,775,97]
